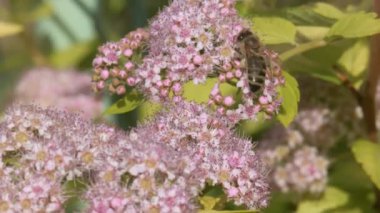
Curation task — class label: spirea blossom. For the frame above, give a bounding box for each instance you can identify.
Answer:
[0,103,269,212]
[260,125,329,195]
[136,101,270,208]
[0,105,195,212]
[92,0,284,123]
[144,0,284,122]
[92,28,149,95]
[15,68,102,119]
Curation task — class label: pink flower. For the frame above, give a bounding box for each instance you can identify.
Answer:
[92,0,284,123]
[15,68,102,119]
[228,187,239,197]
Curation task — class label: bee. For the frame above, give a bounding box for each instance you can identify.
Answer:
[235,29,269,94]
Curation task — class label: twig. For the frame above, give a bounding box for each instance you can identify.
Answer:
[279,40,327,61]
[370,0,380,209]
[333,65,362,103]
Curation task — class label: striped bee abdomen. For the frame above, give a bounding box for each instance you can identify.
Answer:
[237,29,269,94]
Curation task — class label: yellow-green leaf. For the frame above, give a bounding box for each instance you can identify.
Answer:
[337,39,369,78]
[252,17,297,45]
[138,101,162,121]
[277,71,300,126]
[183,78,236,104]
[327,12,380,38]
[0,22,23,38]
[312,2,344,20]
[29,3,54,21]
[296,26,329,40]
[297,187,349,213]
[49,41,95,68]
[199,196,220,210]
[64,197,87,213]
[351,139,380,189]
[104,90,144,115]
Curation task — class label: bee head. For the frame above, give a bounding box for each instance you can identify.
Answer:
[237,30,253,42]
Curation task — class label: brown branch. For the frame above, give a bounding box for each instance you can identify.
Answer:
[334,0,380,143]
[363,0,380,143]
[363,0,380,209]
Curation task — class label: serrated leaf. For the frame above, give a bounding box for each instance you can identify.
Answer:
[338,39,369,77]
[312,2,344,20]
[351,139,380,189]
[252,17,297,45]
[0,22,23,38]
[296,26,329,40]
[327,12,380,38]
[286,5,336,26]
[277,71,300,126]
[199,196,220,210]
[104,90,144,115]
[297,187,349,213]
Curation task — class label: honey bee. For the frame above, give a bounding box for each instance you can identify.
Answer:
[235,29,269,93]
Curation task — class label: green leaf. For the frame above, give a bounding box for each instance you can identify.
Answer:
[297,187,349,213]
[137,101,162,121]
[64,197,87,213]
[252,17,297,45]
[0,22,23,38]
[49,41,95,68]
[286,5,336,26]
[239,113,274,137]
[312,2,344,20]
[277,71,300,127]
[199,196,220,210]
[183,78,237,104]
[104,90,144,115]
[351,139,380,189]
[262,192,293,213]
[284,39,356,84]
[296,26,329,40]
[29,3,54,21]
[328,150,376,213]
[337,39,369,78]
[327,12,380,38]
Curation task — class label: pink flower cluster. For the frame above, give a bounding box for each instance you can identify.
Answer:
[92,28,149,95]
[15,68,102,119]
[136,101,270,208]
[92,0,284,123]
[0,103,269,212]
[260,125,329,195]
[273,146,328,194]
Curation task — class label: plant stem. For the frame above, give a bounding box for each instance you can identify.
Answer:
[279,40,327,61]
[363,0,380,143]
[371,0,380,209]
